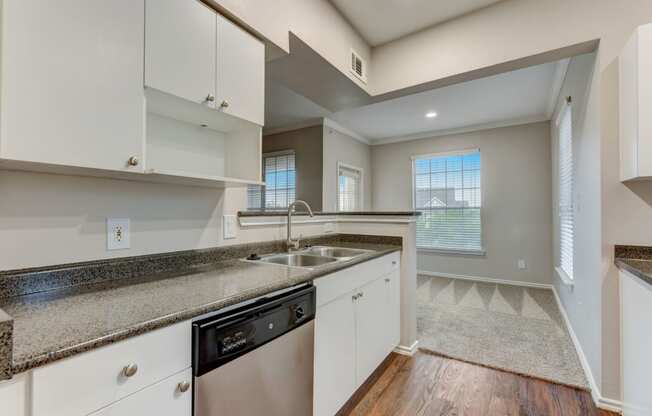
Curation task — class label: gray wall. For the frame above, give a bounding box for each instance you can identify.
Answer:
[322,126,372,211]
[372,122,553,285]
[263,125,323,210]
[550,52,604,395]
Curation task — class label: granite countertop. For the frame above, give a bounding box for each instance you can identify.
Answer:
[614,245,652,286]
[238,210,421,217]
[0,235,401,378]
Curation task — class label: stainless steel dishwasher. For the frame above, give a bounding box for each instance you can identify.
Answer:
[192,284,315,416]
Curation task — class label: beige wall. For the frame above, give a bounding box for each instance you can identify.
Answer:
[372,122,553,286]
[322,126,372,212]
[370,0,652,95]
[550,52,605,397]
[263,126,323,210]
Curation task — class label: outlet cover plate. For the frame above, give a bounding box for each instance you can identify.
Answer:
[223,215,237,240]
[107,218,130,250]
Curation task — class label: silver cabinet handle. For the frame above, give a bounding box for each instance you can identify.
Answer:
[122,363,138,377]
[177,381,191,393]
[206,94,215,102]
[219,100,229,109]
[127,156,139,167]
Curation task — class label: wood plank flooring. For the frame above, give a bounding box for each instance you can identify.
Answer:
[338,351,618,416]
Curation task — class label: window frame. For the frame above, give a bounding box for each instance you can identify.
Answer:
[246,150,296,210]
[411,148,485,256]
[336,161,364,212]
[556,100,574,284]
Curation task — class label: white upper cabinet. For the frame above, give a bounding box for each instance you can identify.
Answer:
[0,0,145,172]
[216,15,265,125]
[145,0,217,106]
[620,23,652,181]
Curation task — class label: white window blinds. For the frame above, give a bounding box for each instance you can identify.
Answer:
[558,104,574,279]
[247,152,296,210]
[338,164,362,211]
[413,150,482,251]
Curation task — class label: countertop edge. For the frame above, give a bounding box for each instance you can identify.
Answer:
[238,211,421,217]
[8,246,401,376]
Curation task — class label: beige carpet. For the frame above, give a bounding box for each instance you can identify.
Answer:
[417,275,589,390]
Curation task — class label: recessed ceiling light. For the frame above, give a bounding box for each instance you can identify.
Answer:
[425,112,438,118]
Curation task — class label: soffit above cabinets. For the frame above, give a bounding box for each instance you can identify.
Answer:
[329,0,505,46]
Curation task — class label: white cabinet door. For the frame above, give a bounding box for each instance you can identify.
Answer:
[355,276,391,387]
[145,0,216,106]
[88,368,192,416]
[0,0,145,172]
[216,14,265,125]
[384,269,401,353]
[621,270,652,416]
[0,373,29,416]
[314,291,357,416]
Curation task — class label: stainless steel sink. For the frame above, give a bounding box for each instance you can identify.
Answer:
[300,246,371,259]
[246,246,371,269]
[257,253,339,268]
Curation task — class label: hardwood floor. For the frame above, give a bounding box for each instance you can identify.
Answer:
[338,351,618,416]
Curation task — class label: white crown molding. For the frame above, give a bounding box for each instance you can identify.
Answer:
[546,58,571,119]
[369,115,551,146]
[262,118,324,136]
[323,117,370,144]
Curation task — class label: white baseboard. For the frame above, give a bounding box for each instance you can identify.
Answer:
[417,270,554,290]
[551,287,623,414]
[394,340,419,356]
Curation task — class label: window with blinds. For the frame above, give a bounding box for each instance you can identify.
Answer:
[412,150,482,252]
[558,104,574,280]
[247,152,296,210]
[338,163,362,211]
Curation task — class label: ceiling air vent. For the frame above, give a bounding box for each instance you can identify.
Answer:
[350,49,367,83]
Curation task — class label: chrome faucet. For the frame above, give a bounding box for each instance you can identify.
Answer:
[287,200,314,251]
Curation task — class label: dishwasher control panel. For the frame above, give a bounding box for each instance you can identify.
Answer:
[192,284,316,377]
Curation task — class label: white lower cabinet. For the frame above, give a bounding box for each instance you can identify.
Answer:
[0,373,29,416]
[313,252,401,416]
[88,368,192,416]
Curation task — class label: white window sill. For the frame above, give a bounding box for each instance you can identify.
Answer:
[555,266,575,287]
[418,247,486,257]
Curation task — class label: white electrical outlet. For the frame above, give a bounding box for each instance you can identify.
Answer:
[223,215,237,240]
[107,218,130,250]
[518,259,527,270]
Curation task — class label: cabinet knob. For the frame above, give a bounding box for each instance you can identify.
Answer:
[219,100,229,109]
[127,156,139,167]
[392,261,397,266]
[352,294,358,301]
[122,363,138,378]
[358,292,364,298]
[385,278,390,283]
[206,94,215,102]
[177,381,191,393]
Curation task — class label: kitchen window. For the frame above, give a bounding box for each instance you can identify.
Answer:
[338,163,363,211]
[557,100,574,282]
[247,151,296,210]
[412,150,482,253]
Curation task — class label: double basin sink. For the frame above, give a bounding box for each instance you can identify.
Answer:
[248,246,372,269]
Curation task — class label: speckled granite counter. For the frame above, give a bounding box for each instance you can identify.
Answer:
[0,234,401,379]
[615,245,652,286]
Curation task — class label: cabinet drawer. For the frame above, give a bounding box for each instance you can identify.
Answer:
[315,252,400,307]
[32,321,191,416]
[88,368,192,416]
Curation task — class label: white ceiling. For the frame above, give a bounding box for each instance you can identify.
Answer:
[266,60,566,143]
[330,0,505,46]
